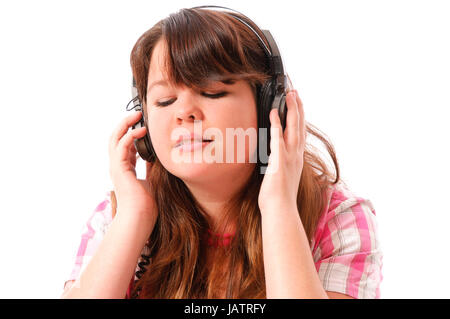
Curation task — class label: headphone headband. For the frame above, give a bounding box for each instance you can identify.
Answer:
[190,6,286,79]
[190,5,272,56]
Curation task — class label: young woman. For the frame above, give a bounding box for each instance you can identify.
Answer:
[62,7,382,299]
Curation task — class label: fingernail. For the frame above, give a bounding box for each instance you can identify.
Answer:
[289,91,296,99]
[270,108,277,120]
[287,73,293,90]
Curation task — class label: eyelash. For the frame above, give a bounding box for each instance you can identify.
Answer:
[156,92,228,107]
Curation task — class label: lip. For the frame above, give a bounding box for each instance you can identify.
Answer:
[173,132,214,148]
[175,140,213,152]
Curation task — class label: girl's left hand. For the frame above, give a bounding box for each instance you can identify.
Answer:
[258,89,306,214]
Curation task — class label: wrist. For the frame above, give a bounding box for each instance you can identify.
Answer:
[115,207,156,234]
[259,201,298,217]
[116,201,155,218]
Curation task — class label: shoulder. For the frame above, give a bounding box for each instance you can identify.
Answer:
[311,180,383,299]
[64,191,116,286]
[75,191,116,251]
[83,191,115,236]
[311,180,379,252]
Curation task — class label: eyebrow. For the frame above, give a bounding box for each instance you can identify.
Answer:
[147,80,169,94]
[147,78,236,94]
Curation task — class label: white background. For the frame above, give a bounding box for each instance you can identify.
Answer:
[0,0,448,298]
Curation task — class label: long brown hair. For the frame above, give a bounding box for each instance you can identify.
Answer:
[128,7,340,298]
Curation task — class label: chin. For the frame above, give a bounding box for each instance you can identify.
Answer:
[169,162,220,183]
[158,146,257,182]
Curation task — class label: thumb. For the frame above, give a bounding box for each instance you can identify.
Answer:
[269,108,284,152]
[266,109,282,175]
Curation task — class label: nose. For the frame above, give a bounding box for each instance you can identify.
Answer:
[175,91,204,124]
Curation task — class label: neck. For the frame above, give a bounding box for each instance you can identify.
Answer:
[183,164,255,234]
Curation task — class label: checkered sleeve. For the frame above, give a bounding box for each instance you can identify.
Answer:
[311,182,383,299]
[64,192,114,289]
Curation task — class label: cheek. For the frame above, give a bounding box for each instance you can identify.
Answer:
[147,115,170,157]
[214,112,258,163]
[216,97,257,129]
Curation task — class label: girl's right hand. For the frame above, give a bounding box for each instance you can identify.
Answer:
[108,111,157,225]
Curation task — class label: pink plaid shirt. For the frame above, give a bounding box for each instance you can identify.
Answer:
[64,180,383,298]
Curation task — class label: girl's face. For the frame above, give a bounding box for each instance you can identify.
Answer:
[145,39,258,185]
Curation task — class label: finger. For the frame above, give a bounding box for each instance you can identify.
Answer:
[129,142,137,155]
[110,112,143,148]
[129,148,137,167]
[265,108,283,174]
[294,90,306,148]
[269,108,284,155]
[283,91,299,151]
[116,126,147,158]
[129,143,138,165]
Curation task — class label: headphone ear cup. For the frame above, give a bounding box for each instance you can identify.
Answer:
[133,110,156,162]
[276,93,287,131]
[258,78,288,133]
[257,79,274,169]
[256,78,288,172]
[258,79,274,132]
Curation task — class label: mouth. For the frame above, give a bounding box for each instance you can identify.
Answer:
[174,139,214,152]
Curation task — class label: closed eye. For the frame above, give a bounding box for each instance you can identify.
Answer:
[156,91,228,107]
[202,91,228,99]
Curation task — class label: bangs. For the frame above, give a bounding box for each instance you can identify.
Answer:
[160,8,270,91]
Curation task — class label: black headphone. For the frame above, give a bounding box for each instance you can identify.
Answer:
[126,5,290,171]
